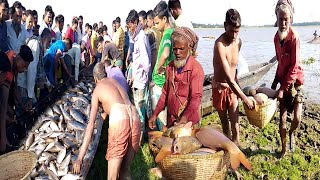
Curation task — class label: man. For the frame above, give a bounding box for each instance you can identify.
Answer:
[149,27,204,130]
[65,17,78,44]
[114,17,125,60]
[98,21,103,28]
[73,62,141,180]
[0,0,9,52]
[272,2,304,158]
[32,10,37,28]
[147,10,161,51]
[151,1,175,130]
[168,0,194,30]
[104,59,130,94]
[0,45,33,152]
[77,15,84,44]
[102,25,112,43]
[53,14,64,41]
[43,38,72,86]
[6,6,27,53]
[39,5,53,35]
[24,10,34,39]
[82,24,94,62]
[91,23,99,61]
[126,10,151,135]
[16,28,51,117]
[139,10,157,79]
[66,42,82,81]
[102,40,121,62]
[212,9,253,146]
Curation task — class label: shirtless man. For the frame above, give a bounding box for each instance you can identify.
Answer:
[212,9,254,146]
[73,62,141,180]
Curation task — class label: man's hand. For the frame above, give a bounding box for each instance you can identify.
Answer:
[72,158,83,174]
[277,89,284,102]
[244,97,254,110]
[156,66,165,75]
[148,115,157,130]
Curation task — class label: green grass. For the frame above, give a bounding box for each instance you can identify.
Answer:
[302,57,316,65]
[88,103,320,180]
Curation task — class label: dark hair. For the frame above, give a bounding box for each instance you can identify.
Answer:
[126,10,139,24]
[138,10,147,20]
[99,21,103,24]
[19,45,33,63]
[147,10,155,19]
[32,10,37,16]
[225,9,241,27]
[112,20,116,25]
[115,16,121,23]
[72,17,78,25]
[154,1,170,19]
[13,1,22,9]
[93,62,106,80]
[40,28,51,38]
[87,25,92,30]
[97,27,103,34]
[21,5,25,11]
[25,10,33,17]
[102,25,108,31]
[9,6,15,16]
[85,23,89,28]
[97,36,104,43]
[79,15,83,20]
[45,5,53,13]
[55,14,64,23]
[64,38,72,47]
[168,0,181,10]
[0,0,9,9]
[0,51,11,72]
[93,23,98,30]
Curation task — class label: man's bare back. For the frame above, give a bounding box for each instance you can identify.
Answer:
[213,34,241,83]
[93,78,132,115]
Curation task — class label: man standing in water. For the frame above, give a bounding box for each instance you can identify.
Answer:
[212,9,254,146]
[73,62,141,179]
[272,2,304,158]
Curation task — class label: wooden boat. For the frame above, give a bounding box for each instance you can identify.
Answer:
[201,56,277,116]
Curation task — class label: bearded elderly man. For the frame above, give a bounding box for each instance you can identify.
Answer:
[148,27,204,130]
[272,1,304,158]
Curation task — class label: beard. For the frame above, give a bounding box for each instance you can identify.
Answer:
[174,59,187,69]
[278,29,288,41]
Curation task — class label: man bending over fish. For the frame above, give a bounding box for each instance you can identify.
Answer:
[212,9,254,146]
[73,62,141,180]
[148,27,204,130]
[272,1,304,158]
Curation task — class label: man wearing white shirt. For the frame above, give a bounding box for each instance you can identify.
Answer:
[6,7,27,53]
[168,0,194,30]
[77,15,84,44]
[24,10,34,39]
[39,5,53,35]
[16,28,52,115]
[53,14,64,41]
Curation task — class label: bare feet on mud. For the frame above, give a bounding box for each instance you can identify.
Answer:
[279,149,287,159]
[289,133,295,153]
[234,170,244,180]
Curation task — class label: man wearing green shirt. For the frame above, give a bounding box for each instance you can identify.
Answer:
[150,1,175,131]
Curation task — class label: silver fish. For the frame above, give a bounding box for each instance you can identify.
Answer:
[61,173,80,180]
[49,161,58,176]
[53,105,62,115]
[59,152,71,170]
[49,132,63,138]
[25,133,34,150]
[34,176,49,180]
[57,165,68,177]
[63,132,76,142]
[39,121,52,132]
[62,138,77,149]
[44,141,64,153]
[40,131,53,139]
[45,165,59,180]
[45,107,54,117]
[86,104,91,117]
[75,130,82,144]
[44,138,56,143]
[71,96,89,104]
[29,168,39,178]
[57,147,67,164]
[60,104,72,121]
[70,109,86,124]
[50,121,60,132]
[67,120,86,131]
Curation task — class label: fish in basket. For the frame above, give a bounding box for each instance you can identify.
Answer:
[148,122,252,180]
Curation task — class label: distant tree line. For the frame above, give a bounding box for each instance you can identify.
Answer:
[192,21,320,28]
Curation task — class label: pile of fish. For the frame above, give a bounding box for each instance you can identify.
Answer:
[22,79,100,180]
[148,122,252,171]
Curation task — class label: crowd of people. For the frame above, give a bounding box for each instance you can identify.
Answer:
[0,0,304,179]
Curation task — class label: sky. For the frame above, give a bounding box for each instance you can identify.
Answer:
[12,0,320,30]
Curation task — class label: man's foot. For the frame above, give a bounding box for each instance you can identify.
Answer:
[234,170,243,180]
[289,133,295,153]
[279,149,286,159]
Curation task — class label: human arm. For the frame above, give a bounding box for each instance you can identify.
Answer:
[73,89,99,174]
[215,42,254,109]
[74,46,81,81]
[156,46,170,74]
[26,40,39,99]
[54,51,63,85]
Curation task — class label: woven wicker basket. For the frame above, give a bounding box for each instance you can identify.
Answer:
[244,98,278,128]
[159,150,229,180]
[0,150,37,180]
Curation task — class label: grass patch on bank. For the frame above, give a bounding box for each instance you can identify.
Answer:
[89,104,320,179]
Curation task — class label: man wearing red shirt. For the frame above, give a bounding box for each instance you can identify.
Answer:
[272,2,304,158]
[148,27,204,129]
[65,17,78,44]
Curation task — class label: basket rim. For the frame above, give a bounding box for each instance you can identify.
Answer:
[163,150,225,160]
[244,97,277,109]
[0,150,38,179]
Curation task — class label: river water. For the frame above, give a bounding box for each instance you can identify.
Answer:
[195,26,320,103]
